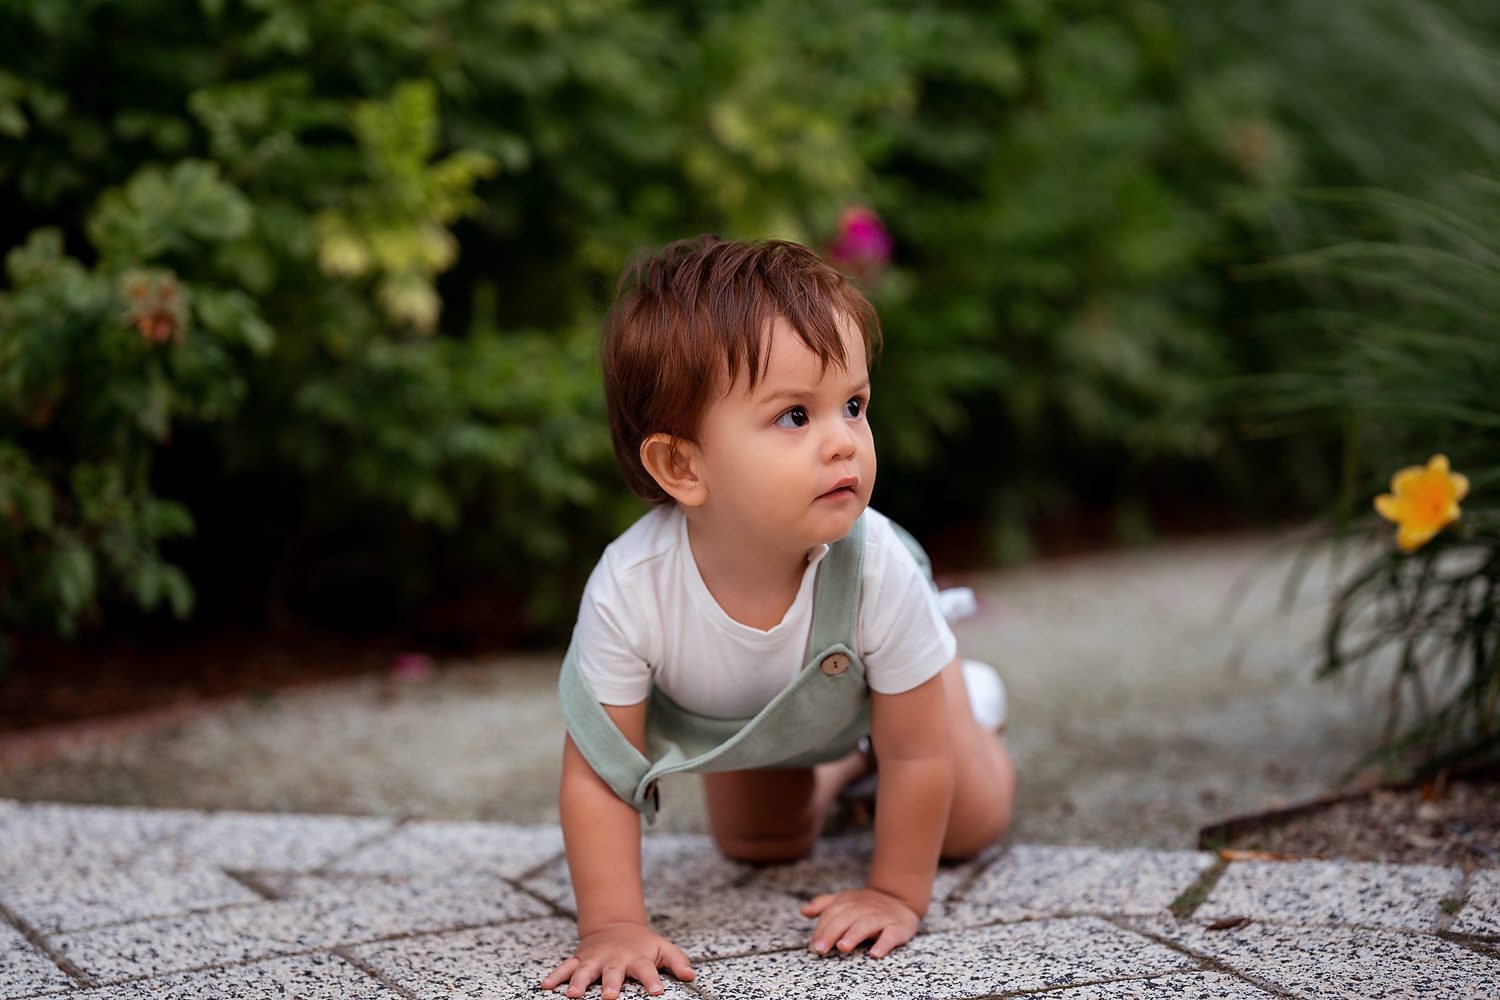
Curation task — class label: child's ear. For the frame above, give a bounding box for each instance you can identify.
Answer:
[640,433,708,507]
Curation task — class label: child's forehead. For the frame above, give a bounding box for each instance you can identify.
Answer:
[719,316,866,401]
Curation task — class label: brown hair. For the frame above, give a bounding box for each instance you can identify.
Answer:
[602,234,884,503]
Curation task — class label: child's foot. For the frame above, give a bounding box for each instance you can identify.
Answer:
[962,659,1007,734]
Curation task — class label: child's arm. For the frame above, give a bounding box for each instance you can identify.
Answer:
[539,701,696,999]
[800,659,955,959]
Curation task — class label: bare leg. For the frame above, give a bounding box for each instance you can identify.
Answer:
[934,654,1015,860]
[703,747,873,863]
[702,766,821,862]
[705,654,1014,864]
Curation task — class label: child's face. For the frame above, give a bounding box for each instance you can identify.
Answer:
[693,312,875,552]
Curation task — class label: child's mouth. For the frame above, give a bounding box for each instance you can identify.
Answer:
[818,486,856,500]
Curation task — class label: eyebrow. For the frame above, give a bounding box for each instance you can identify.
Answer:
[757,379,870,406]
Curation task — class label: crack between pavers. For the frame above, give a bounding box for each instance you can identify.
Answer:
[675,911,1124,968]
[1168,857,1227,919]
[1102,915,1300,1000]
[223,868,284,901]
[0,898,97,992]
[505,876,578,921]
[309,815,412,877]
[1177,911,1498,940]
[1436,867,1474,933]
[332,944,424,1000]
[514,848,569,884]
[982,969,1264,999]
[1437,928,1500,957]
[945,841,1014,904]
[41,912,568,994]
[35,894,279,936]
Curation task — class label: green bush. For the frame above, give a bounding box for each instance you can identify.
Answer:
[9,0,1443,657]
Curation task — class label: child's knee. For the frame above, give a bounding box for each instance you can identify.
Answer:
[713,828,819,864]
[940,807,1010,862]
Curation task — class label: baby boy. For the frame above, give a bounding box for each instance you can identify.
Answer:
[541,235,1015,999]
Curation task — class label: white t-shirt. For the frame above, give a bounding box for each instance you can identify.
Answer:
[572,504,958,718]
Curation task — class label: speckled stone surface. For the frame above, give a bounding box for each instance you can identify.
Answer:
[62,953,402,1000]
[1451,868,1500,936]
[938,844,1216,927]
[0,801,201,875]
[1198,859,1462,932]
[326,817,564,880]
[50,875,550,982]
[741,831,995,906]
[349,916,703,998]
[0,919,74,999]
[1,857,260,934]
[140,809,395,872]
[691,916,1195,999]
[1131,915,1500,999]
[4,797,1495,999]
[1041,973,1275,998]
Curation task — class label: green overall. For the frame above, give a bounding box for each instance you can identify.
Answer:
[559,511,933,825]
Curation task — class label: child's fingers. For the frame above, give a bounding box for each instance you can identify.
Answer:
[564,961,599,998]
[868,924,909,959]
[834,914,884,952]
[599,964,626,999]
[662,943,696,981]
[810,911,859,955]
[539,957,578,988]
[800,893,835,915]
[627,957,663,994]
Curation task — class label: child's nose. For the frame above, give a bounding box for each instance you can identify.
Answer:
[821,417,858,461]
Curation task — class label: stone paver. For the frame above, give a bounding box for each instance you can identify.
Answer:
[0,919,74,999]
[1451,868,1500,936]
[742,832,996,905]
[141,809,395,872]
[0,801,201,875]
[1,857,260,934]
[63,953,403,1000]
[1133,915,1500,999]
[1042,973,1276,999]
[937,844,1216,928]
[2,797,1493,998]
[326,818,564,880]
[690,917,1195,999]
[350,916,702,999]
[1197,859,1462,932]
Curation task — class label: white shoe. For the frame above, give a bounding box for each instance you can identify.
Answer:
[961,659,1007,732]
[936,586,978,623]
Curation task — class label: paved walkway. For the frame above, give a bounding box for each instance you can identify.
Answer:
[2,796,1496,998]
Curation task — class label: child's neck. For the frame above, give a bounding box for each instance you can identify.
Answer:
[683,513,812,631]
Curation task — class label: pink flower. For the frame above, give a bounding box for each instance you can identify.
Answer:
[391,652,436,682]
[827,205,892,278]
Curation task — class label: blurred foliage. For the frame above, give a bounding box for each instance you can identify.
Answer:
[1237,179,1500,777]
[1201,1,1500,775]
[0,0,1494,667]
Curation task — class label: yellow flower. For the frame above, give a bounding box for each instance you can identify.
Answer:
[1373,454,1470,551]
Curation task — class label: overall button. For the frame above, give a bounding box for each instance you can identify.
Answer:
[820,652,851,676]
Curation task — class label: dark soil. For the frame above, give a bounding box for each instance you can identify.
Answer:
[0,626,415,733]
[1210,773,1500,871]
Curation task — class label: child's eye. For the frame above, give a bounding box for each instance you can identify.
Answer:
[845,396,867,419]
[774,406,809,429]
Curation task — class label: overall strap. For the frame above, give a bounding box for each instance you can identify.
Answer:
[804,513,866,662]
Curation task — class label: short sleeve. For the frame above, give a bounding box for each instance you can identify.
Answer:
[860,522,958,694]
[572,553,654,705]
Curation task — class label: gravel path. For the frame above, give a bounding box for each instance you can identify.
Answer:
[0,527,1392,847]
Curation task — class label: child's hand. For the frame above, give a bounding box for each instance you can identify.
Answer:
[801,887,920,959]
[539,921,695,999]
